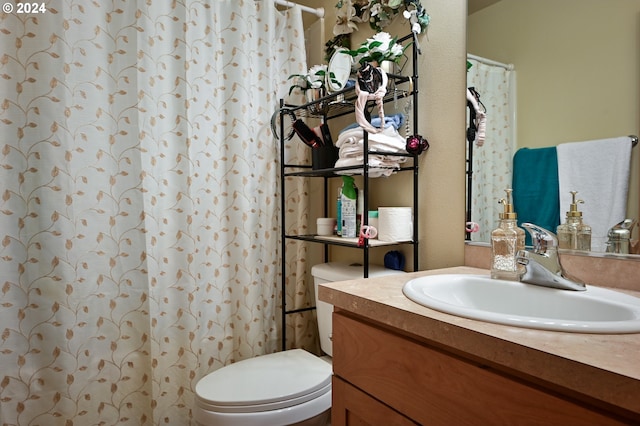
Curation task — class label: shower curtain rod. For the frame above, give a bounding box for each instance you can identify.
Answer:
[467,54,514,71]
[273,0,324,18]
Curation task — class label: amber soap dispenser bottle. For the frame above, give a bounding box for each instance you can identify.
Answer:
[490,188,525,280]
[557,191,592,251]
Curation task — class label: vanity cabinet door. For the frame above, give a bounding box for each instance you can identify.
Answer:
[332,311,629,426]
[332,376,418,426]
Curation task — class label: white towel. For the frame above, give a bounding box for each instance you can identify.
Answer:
[338,144,407,163]
[334,155,401,177]
[334,126,408,177]
[556,137,633,252]
[336,126,407,153]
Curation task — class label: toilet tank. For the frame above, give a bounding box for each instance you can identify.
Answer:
[311,262,405,356]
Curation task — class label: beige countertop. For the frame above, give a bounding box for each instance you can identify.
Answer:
[318,266,640,417]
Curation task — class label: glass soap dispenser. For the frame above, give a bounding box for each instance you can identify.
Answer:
[557,191,592,251]
[491,188,525,280]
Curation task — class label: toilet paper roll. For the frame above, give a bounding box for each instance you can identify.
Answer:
[378,207,413,242]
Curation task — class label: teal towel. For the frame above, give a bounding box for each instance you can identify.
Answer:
[512,147,560,246]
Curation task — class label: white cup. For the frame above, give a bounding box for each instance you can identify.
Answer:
[316,218,336,236]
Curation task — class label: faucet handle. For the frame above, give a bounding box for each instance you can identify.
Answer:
[612,218,637,231]
[521,223,558,254]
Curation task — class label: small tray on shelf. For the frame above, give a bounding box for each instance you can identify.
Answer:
[284,74,413,120]
[285,234,412,247]
[283,163,416,178]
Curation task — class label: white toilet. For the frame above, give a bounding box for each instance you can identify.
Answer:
[193,262,404,426]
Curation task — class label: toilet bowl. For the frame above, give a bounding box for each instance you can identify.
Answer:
[194,349,332,426]
[193,262,404,426]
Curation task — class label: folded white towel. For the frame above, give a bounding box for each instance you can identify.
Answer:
[556,137,633,252]
[334,157,399,177]
[334,126,408,177]
[336,126,408,153]
[338,144,407,164]
[335,155,400,167]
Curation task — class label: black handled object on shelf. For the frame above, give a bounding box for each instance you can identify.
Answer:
[292,119,324,149]
[318,123,334,147]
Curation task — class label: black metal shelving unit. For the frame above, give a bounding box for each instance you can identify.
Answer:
[279,34,421,350]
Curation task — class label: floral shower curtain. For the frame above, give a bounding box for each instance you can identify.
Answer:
[0,1,309,424]
[467,58,516,242]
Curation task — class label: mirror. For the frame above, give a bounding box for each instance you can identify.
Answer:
[466,0,640,254]
[327,47,352,92]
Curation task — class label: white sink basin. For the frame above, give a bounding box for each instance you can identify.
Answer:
[402,274,640,333]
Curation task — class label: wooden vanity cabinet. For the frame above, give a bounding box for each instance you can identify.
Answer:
[331,311,631,426]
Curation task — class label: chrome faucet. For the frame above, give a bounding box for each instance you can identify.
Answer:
[605,218,637,254]
[516,223,586,291]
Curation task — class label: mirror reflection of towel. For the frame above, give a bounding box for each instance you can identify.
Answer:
[556,137,632,252]
[512,147,560,246]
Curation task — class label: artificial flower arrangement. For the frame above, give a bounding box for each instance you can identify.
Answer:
[342,31,408,66]
[288,64,342,95]
[333,0,430,35]
[369,0,430,31]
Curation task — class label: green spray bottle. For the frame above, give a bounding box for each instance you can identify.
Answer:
[340,176,358,238]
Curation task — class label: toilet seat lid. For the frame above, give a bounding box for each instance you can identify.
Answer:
[195,349,332,413]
